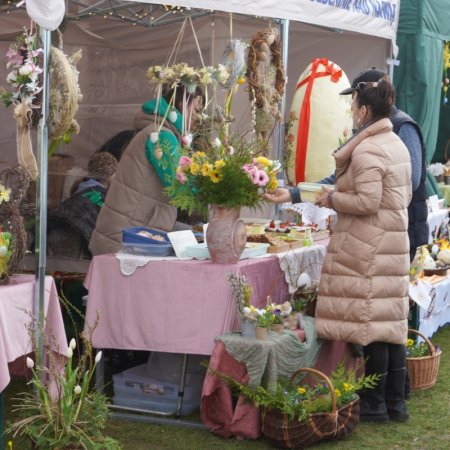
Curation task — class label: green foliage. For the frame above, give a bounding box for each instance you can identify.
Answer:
[255,309,274,328]
[7,314,122,450]
[204,362,380,422]
[406,338,432,357]
[164,133,279,216]
[291,288,317,313]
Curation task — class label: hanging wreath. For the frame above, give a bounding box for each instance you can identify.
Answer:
[0,165,31,285]
[48,45,82,155]
[246,27,285,143]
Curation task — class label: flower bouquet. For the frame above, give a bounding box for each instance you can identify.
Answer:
[406,329,441,391]
[165,137,280,216]
[0,27,43,114]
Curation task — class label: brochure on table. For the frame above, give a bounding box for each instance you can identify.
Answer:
[167,230,199,258]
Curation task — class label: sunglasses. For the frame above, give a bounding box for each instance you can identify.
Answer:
[354,80,380,93]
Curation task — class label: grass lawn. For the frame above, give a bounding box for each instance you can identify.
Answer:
[3,325,449,449]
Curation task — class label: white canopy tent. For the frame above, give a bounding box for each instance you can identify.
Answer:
[0,1,400,351]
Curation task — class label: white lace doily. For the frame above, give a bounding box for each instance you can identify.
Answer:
[115,250,184,276]
[276,245,326,294]
[282,202,336,229]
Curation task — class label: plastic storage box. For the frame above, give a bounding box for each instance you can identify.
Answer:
[121,227,173,256]
[112,353,206,416]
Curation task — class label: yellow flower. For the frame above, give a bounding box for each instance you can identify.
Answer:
[343,383,353,392]
[250,305,256,313]
[334,389,342,397]
[0,184,11,204]
[268,176,278,190]
[297,387,306,395]
[237,76,246,85]
[214,159,226,170]
[406,339,414,347]
[210,170,222,183]
[201,163,213,176]
[193,151,206,160]
[190,162,200,175]
[255,156,271,167]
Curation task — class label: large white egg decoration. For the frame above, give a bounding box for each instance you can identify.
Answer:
[286,58,353,184]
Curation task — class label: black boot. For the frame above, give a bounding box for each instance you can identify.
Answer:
[360,342,389,423]
[385,344,409,422]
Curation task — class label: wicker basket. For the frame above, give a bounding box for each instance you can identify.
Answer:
[406,329,441,391]
[261,368,360,449]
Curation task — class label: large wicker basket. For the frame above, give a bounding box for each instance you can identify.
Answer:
[261,368,360,449]
[406,329,441,391]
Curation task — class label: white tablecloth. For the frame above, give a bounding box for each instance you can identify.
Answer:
[417,276,450,339]
[427,209,448,243]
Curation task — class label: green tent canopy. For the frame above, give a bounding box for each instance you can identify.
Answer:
[394,0,450,199]
[394,0,450,163]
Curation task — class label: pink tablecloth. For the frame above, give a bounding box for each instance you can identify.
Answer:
[84,254,289,355]
[0,275,67,392]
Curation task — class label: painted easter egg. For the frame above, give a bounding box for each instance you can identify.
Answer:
[168,111,178,123]
[150,132,159,143]
[286,59,353,184]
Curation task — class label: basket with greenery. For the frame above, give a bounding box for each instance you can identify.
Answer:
[406,328,441,391]
[206,362,379,448]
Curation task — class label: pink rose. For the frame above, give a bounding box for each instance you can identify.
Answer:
[178,156,192,168]
[176,171,187,184]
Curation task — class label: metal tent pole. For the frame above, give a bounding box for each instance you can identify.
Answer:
[275,19,289,219]
[277,19,289,167]
[33,27,51,365]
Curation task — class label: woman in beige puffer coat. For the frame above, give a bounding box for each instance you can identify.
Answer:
[265,77,412,424]
[314,77,411,424]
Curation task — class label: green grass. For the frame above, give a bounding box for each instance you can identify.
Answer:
[3,326,449,449]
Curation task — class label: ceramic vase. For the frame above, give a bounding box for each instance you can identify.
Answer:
[255,326,269,340]
[206,205,247,263]
[240,319,256,337]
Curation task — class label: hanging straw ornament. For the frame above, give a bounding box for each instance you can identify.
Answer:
[48,43,82,155]
[246,27,285,143]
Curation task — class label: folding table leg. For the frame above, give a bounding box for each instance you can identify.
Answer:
[175,354,189,418]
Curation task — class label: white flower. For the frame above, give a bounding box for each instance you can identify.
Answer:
[69,338,76,350]
[66,347,73,358]
[243,306,251,316]
[26,357,35,369]
[18,64,33,76]
[256,308,265,316]
[213,137,221,148]
[74,385,82,395]
[6,71,17,83]
[95,351,103,364]
[297,273,312,289]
